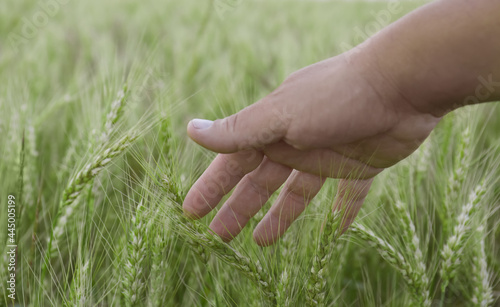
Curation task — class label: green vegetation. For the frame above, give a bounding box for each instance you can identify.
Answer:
[1,0,499,306]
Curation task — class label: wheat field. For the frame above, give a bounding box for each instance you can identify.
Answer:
[1,0,499,306]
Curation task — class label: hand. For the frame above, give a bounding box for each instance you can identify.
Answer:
[183,53,440,246]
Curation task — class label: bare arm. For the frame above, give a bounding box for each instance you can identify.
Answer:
[356,0,500,116]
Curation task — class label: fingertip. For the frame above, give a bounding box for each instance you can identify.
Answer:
[182,205,201,220]
[191,118,214,130]
[182,193,208,220]
[187,118,235,153]
[186,119,209,143]
[252,228,274,247]
[209,219,234,243]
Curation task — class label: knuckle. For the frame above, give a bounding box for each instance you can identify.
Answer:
[245,174,271,198]
[222,113,240,135]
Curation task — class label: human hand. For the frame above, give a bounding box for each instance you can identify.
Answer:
[183,53,440,246]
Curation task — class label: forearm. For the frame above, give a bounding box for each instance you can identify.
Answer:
[355,0,500,117]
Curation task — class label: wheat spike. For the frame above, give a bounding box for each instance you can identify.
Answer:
[471,226,493,307]
[440,182,486,294]
[351,223,429,305]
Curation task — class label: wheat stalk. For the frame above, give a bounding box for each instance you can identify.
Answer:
[277,268,290,307]
[101,85,128,143]
[40,132,138,291]
[68,260,91,306]
[440,181,486,294]
[110,234,128,306]
[350,223,428,304]
[48,133,138,254]
[0,252,9,301]
[168,206,276,302]
[471,226,493,307]
[147,209,174,307]
[415,137,432,175]
[147,232,168,307]
[277,230,295,307]
[64,86,130,303]
[122,200,154,307]
[443,126,471,234]
[306,210,342,306]
[23,122,37,209]
[394,201,430,305]
[161,173,211,264]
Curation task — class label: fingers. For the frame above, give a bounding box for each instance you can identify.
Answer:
[264,141,382,179]
[333,178,373,233]
[184,147,373,244]
[187,99,292,153]
[209,158,292,242]
[182,150,264,219]
[253,170,325,246]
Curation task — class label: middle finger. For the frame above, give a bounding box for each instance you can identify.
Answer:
[209,157,292,242]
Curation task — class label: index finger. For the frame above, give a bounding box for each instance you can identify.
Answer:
[183,150,264,219]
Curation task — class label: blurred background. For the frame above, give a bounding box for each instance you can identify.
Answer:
[1,0,499,306]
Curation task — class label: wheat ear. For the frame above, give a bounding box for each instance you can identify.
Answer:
[147,209,174,307]
[48,133,138,253]
[276,230,294,307]
[169,206,276,303]
[471,226,493,307]
[443,126,471,234]
[440,182,486,294]
[41,132,138,289]
[306,211,342,306]
[101,85,128,143]
[394,201,430,305]
[68,260,91,306]
[122,201,155,307]
[351,223,428,304]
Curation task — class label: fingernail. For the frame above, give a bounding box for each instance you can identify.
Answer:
[191,119,213,130]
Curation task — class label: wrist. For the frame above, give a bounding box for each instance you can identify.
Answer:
[345,0,500,118]
[365,43,500,117]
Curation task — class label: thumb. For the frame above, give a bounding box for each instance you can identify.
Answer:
[187,100,291,153]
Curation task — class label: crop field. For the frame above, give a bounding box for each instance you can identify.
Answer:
[1,0,500,306]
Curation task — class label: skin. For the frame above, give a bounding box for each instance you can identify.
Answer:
[183,0,500,246]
